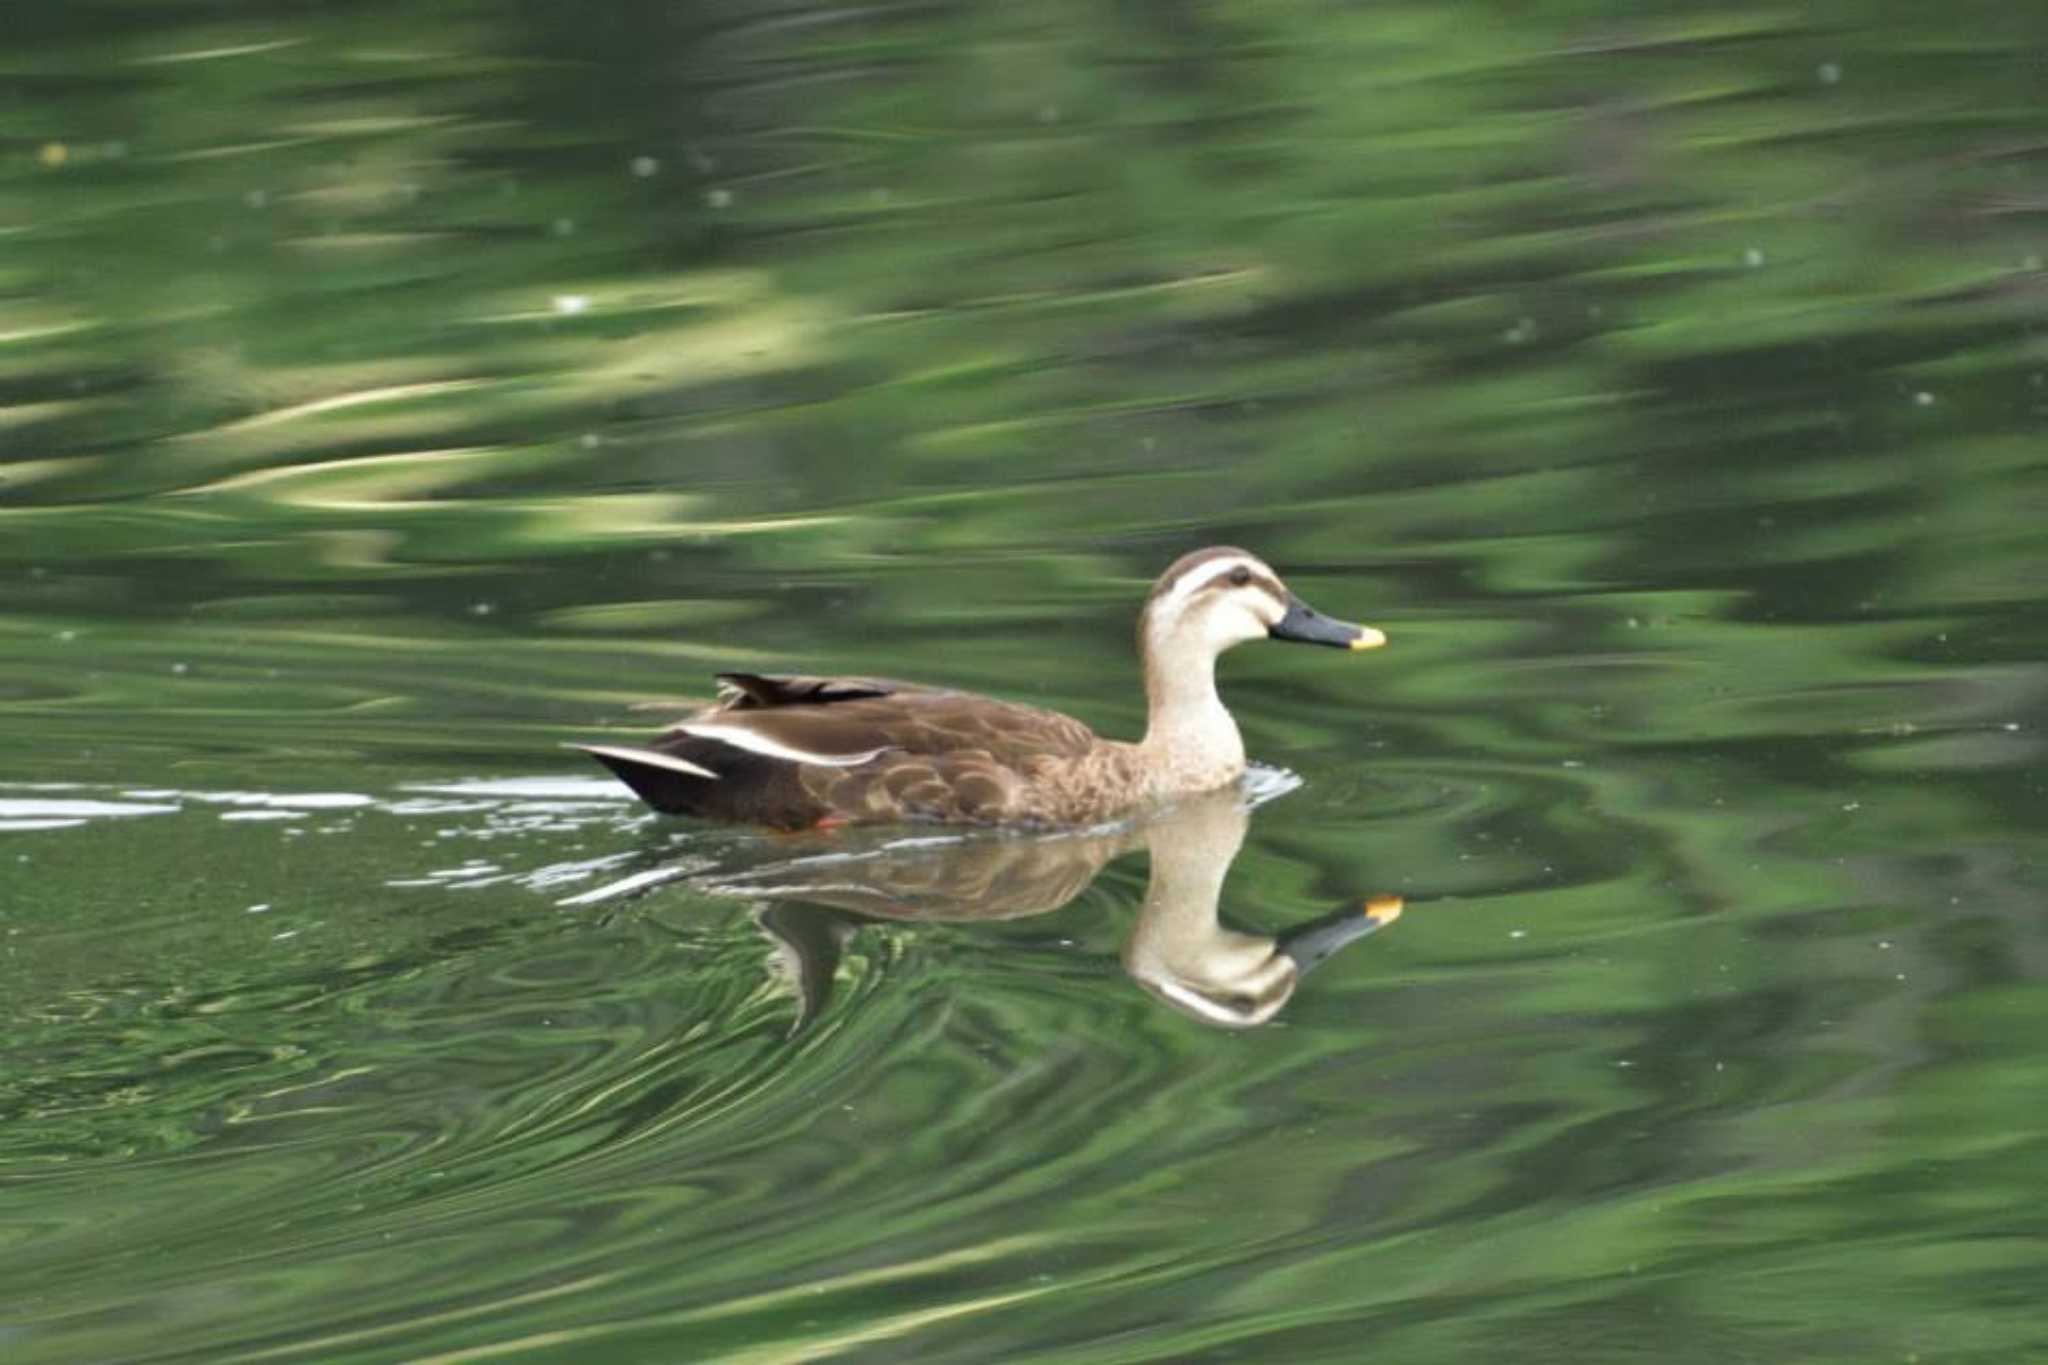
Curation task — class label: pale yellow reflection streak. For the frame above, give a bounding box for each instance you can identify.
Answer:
[189,443,846,538]
[201,381,493,434]
[180,446,510,506]
[0,457,100,490]
[283,232,464,250]
[0,321,95,345]
[168,138,321,162]
[130,39,306,65]
[219,1274,624,1363]
[0,398,93,429]
[278,115,464,137]
[215,1237,1055,1364]
[407,1237,1056,1365]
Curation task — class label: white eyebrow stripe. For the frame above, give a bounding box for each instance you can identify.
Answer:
[672,722,889,768]
[1153,555,1266,615]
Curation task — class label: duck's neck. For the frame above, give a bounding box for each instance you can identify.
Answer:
[1138,637,1245,789]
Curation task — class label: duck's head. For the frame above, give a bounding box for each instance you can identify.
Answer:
[1141,546,1386,663]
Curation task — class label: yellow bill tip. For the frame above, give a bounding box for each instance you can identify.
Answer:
[1362,894,1404,924]
[1350,625,1388,651]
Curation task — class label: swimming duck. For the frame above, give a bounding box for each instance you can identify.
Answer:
[577,546,1385,828]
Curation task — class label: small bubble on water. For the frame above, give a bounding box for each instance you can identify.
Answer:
[552,294,589,316]
[1503,317,1537,344]
[1743,247,1766,267]
[2003,721,2022,732]
[469,601,495,617]
[243,188,269,210]
[171,662,189,675]
[1912,390,1935,407]
[551,216,577,237]
[630,155,660,178]
[1818,61,1842,85]
[579,432,601,449]
[705,187,734,209]
[1509,929,1527,939]
[247,903,272,914]
[57,629,77,642]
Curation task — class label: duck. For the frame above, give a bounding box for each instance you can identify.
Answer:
[576,546,1386,828]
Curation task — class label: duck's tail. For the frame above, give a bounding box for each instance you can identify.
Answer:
[571,740,835,828]
[570,743,718,814]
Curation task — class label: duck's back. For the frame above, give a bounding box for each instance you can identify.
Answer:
[594,672,1129,827]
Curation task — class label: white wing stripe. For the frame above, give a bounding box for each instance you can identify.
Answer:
[570,744,719,779]
[673,722,888,768]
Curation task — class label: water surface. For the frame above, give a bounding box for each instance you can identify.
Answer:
[3,3,2046,1361]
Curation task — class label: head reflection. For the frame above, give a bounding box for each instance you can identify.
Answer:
[698,785,1401,1029]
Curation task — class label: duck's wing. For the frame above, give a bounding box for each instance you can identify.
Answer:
[583,673,1103,826]
[676,683,1098,767]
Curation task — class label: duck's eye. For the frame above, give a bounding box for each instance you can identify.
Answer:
[1228,566,1252,587]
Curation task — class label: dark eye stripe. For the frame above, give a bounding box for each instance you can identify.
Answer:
[1193,565,1286,602]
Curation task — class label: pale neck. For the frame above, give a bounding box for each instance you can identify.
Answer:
[1138,629,1245,780]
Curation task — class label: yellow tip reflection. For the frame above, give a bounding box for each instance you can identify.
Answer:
[1350,626,1388,651]
[1362,895,1403,924]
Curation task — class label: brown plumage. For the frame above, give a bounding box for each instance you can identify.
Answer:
[577,547,1386,828]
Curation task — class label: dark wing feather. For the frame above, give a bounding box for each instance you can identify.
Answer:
[712,672,908,710]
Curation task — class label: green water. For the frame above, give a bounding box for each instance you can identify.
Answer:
[4,2,2047,1361]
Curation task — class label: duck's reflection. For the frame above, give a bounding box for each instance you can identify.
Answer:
[695,787,1401,1029]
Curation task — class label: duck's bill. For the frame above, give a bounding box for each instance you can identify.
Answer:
[1277,896,1404,974]
[1269,594,1387,650]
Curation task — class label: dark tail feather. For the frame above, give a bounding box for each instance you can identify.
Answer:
[573,744,718,815]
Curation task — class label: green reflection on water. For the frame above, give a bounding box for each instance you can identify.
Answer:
[3,0,2047,1361]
